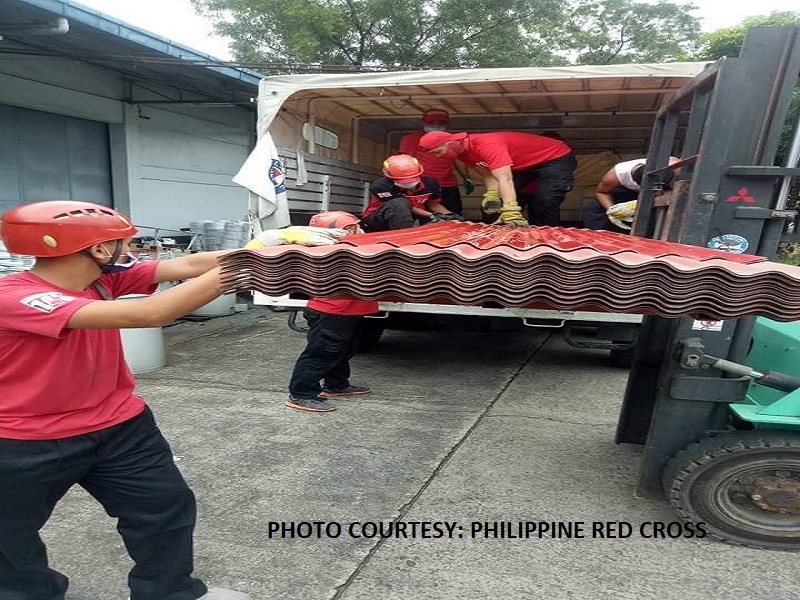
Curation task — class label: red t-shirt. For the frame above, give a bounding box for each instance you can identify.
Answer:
[307,298,380,315]
[461,132,571,171]
[398,131,459,187]
[0,262,159,440]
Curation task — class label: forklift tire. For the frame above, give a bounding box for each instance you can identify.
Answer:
[662,431,800,551]
[357,319,385,352]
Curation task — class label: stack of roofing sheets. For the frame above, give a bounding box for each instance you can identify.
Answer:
[219,222,800,321]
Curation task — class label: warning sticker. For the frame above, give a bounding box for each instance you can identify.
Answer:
[692,319,724,331]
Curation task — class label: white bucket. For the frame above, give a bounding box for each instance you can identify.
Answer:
[118,294,166,374]
[189,292,238,317]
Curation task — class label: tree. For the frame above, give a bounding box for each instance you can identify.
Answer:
[191,0,567,71]
[191,0,702,71]
[695,12,800,165]
[556,0,701,65]
[696,11,800,60]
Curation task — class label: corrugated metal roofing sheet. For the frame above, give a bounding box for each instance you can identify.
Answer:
[220,223,800,321]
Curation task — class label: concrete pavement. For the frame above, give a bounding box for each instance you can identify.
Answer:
[45,307,798,600]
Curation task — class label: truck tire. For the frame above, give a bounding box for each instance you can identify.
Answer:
[662,431,800,551]
[357,319,385,352]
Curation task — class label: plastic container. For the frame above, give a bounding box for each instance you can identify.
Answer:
[118,294,166,374]
[189,292,238,317]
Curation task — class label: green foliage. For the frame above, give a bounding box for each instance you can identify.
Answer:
[191,0,566,70]
[776,244,800,266]
[557,0,701,65]
[696,11,800,60]
[191,0,703,71]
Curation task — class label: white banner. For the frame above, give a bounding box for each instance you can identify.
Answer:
[233,133,291,234]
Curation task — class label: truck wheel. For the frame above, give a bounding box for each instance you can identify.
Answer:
[663,431,800,550]
[357,319,385,352]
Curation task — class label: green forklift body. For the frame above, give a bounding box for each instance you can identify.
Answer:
[730,318,800,430]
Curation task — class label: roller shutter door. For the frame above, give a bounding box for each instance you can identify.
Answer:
[0,104,112,215]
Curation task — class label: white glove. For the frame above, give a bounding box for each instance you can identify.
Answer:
[245,226,348,249]
[606,200,637,230]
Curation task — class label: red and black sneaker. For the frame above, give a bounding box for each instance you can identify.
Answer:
[285,395,337,412]
[320,385,371,398]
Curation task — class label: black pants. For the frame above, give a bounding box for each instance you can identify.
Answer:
[439,186,462,214]
[289,309,365,399]
[512,153,578,226]
[361,197,414,232]
[0,407,206,600]
[582,186,637,232]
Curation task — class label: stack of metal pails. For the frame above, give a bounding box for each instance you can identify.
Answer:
[0,241,34,278]
[189,220,250,251]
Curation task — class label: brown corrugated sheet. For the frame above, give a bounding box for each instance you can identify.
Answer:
[220,223,800,321]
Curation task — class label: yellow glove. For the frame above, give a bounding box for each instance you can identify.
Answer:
[245,226,348,249]
[606,200,637,230]
[492,204,529,226]
[481,189,502,214]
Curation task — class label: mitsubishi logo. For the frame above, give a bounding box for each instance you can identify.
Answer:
[726,187,756,203]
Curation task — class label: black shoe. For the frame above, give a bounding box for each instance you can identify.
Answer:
[285,395,337,412]
[320,385,371,397]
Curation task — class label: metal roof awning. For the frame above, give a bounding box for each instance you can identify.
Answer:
[0,0,261,105]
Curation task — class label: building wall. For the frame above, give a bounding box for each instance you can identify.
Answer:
[0,55,254,232]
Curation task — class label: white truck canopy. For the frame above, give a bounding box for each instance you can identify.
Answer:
[257,62,710,158]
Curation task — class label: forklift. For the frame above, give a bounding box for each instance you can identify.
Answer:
[618,26,800,550]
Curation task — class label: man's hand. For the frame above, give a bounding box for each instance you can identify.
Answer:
[481,189,502,215]
[606,201,637,230]
[462,178,476,195]
[438,213,466,221]
[492,204,528,226]
[245,226,348,249]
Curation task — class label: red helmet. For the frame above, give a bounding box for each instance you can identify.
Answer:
[382,154,423,183]
[309,211,360,229]
[0,201,138,257]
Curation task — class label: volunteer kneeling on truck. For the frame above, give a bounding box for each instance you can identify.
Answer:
[361,154,465,232]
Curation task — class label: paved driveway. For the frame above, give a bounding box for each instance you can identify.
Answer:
[46,308,798,600]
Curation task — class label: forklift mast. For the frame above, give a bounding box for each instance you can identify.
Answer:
[615,26,800,496]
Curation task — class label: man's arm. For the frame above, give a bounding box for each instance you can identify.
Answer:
[595,168,622,210]
[67,267,225,330]
[153,250,234,284]
[488,165,517,207]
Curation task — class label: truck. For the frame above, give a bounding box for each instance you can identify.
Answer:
[237,25,800,549]
[241,60,713,360]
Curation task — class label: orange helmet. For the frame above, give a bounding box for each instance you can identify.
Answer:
[309,211,360,229]
[382,154,423,183]
[0,201,137,257]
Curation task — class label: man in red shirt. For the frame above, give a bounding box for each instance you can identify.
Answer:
[361,154,463,232]
[265,211,379,412]
[0,201,343,600]
[397,108,463,214]
[418,131,577,227]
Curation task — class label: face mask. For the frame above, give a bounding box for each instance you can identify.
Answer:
[395,181,419,189]
[100,251,139,274]
[423,125,447,133]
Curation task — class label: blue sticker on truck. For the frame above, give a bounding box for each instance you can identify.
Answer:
[707,234,749,254]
